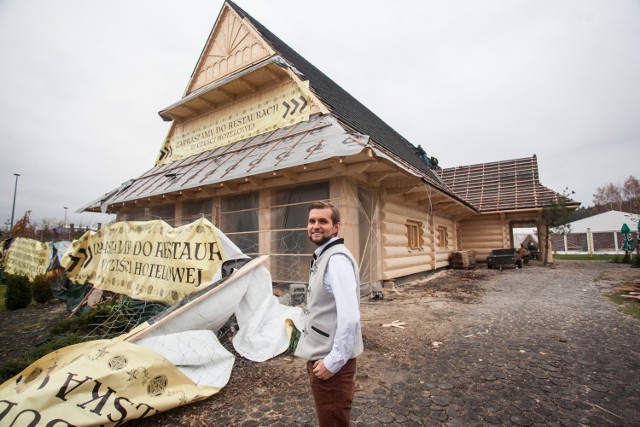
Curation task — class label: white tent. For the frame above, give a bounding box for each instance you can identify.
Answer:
[564,210,639,233]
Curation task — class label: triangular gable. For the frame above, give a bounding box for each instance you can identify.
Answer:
[185,3,274,96]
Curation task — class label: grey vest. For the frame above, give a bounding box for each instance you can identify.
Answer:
[295,242,364,362]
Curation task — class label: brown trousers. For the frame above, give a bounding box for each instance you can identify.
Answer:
[306,359,357,427]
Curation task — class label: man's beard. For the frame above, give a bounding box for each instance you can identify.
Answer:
[309,234,331,246]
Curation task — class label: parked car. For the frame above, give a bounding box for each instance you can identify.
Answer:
[486,248,524,270]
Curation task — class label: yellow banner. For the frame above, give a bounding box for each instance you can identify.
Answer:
[1,237,51,281]
[60,219,226,304]
[156,81,312,165]
[0,338,219,427]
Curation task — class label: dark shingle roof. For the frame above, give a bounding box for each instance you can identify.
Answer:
[437,155,580,213]
[226,1,441,183]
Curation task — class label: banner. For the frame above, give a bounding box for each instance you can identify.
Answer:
[60,219,236,305]
[1,237,51,280]
[156,81,312,165]
[0,338,220,427]
[0,255,304,427]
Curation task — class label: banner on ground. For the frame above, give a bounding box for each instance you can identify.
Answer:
[1,237,52,280]
[0,338,220,427]
[0,256,304,427]
[60,218,244,305]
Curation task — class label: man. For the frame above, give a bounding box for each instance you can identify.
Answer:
[295,201,364,426]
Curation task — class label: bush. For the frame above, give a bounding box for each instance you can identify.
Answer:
[32,274,53,304]
[5,274,32,310]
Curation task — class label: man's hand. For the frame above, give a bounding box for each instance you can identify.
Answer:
[312,359,335,380]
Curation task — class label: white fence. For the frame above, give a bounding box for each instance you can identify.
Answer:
[551,230,639,254]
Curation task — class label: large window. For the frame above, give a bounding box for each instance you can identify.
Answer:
[182,199,212,224]
[270,182,329,282]
[149,205,176,226]
[220,192,259,255]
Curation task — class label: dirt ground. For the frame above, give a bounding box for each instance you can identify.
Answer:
[1,260,639,426]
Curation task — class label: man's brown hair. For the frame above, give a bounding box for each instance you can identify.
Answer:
[308,201,341,224]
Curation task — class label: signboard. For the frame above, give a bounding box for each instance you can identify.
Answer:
[156,81,312,165]
[60,219,229,305]
[1,237,51,280]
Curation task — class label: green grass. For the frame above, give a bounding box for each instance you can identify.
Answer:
[555,254,626,261]
[607,293,640,320]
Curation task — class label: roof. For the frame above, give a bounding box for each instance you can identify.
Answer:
[225,1,441,184]
[437,155,580,213]
[565,210,640,233]
[80,116,371,212]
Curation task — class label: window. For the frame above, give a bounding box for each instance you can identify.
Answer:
[270,182,330,282]
[406,220,423,249]
[220,192,259,255]
[437,225,448,248]
[182,199,212,224]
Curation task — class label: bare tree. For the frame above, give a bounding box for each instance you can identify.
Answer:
[622,175,640,213]
[593,183,623,211]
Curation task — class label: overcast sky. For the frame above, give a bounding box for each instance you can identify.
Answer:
[1,0,639,228]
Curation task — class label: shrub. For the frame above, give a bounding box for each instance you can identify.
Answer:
[5,274,32,310]
[32,274,53,304]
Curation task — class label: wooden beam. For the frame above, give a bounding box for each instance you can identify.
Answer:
[367,171,393,183]
[218,88,236,101]
[219,181,238,192]
[404,192,428,202]
[238,77,257,92]
[244,176,264,186]
[386,186,414,196]
[280,170,298,182]
[265,68,282,83]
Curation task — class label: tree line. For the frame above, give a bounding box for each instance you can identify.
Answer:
[568,175,639,222]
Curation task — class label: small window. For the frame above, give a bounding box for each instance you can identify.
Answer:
[406,220,423,249]
[437,225,448,248]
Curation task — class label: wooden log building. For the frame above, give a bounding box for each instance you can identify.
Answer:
[81,1,577,288]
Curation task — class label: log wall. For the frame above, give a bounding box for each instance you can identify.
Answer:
[380,195,433,280]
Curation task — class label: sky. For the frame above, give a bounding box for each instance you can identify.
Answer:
[1,0,639,228]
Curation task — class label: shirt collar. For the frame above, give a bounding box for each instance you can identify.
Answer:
[314,236,342,258]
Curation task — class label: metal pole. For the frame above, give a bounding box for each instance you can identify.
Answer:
[64,206,68,228]
[10,173,20,231]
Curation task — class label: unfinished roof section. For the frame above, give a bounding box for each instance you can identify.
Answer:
[437,155,579,213]
[80,116,372,212]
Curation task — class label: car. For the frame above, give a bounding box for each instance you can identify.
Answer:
[486,248,524,270]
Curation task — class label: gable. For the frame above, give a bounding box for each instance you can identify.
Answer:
[186,4,274,95]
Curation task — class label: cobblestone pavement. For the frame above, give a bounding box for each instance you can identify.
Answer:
[132,261,640,426]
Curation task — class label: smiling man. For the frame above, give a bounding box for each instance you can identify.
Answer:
[295,201,364,426]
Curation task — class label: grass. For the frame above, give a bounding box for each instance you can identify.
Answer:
[554,254,619,261]
[607,293,640,321]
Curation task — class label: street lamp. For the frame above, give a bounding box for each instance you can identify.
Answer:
[64,206,68,228]
[10,173,20,231]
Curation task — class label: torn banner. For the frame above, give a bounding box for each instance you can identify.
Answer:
[1,227,303,426]
[60,218,246,305]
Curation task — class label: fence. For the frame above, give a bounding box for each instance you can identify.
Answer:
[551,230,639,254]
